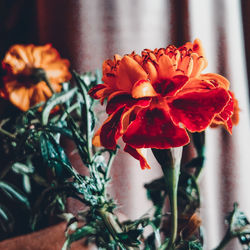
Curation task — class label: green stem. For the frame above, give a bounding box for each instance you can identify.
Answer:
[0,127,16,140]
[105,150,116,181]
[98,208,131,250]
[213,230,232,250]
[155,147,182,250]
[162,163,180,250]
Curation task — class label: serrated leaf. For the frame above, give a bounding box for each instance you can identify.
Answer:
[73,71,95,135]
[42,87,77,125]
[226,203,250,246]
[66,117,89,164]
[227,203,249,233]
[0,181,30,210]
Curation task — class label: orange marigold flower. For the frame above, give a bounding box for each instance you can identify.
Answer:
[89,39,238,169]
[1,44,71,111]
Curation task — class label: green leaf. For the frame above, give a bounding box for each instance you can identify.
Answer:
[192,132,205,156]
[144,233,157,250]
[178,172,200,214]
[0,204,15,233]
[66,116,89,164]
[187,241,203,250]
[11,162,34,175]
[39,132,73,179]
[42,87,77,125]
[46,124,73,139]
[226,203,250,246]
[0,181,30,210]
[144,177,166,205]
[62,225,96,250]
[118,229,142,246]
[144,177,166,227]
[23,175,31,193]
[73,71,96,142]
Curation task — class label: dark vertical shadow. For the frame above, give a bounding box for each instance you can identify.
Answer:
[241,0,250,99]
[213,1,238,248]
[36,0,83,71]
[0,0,38,59]
[169,0,190,46]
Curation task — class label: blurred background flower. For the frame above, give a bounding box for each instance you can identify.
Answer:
[1,44,71,111]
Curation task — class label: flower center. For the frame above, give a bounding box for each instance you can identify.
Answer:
[17,67,47,86]
[153,79,176,96]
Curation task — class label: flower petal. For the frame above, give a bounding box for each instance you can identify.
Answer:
[106,93,151,114]
[9,85,30,111]
[88,84,108,99]
[92,127,102,147]
[143,60,158,83]
[211,91,239,133]
[116,56,148,92]
[131,80,158,98]
[190,54,207,78]
[169,88,230,132]
[178,55,194,76]
[157,54,176,79]
[123,107,190,148]
[199,73,230,90]
[99,108,125,149]
[153,75,189,97]
[124,144,151,169]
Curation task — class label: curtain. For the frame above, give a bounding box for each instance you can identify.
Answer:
[1,0,250,249]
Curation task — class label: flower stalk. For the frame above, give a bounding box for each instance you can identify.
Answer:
[152,147,183,250]
[98,208,132,250]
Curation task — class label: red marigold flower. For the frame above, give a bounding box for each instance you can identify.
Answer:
[89,39,238,169]
[1,44,71,111]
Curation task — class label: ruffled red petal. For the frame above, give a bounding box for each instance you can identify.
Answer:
[124,144,151,169]
[100,108,124,150]
[123,107,190,148]
[106,93,151,114]
[169,88,230,132]
[211,91,235,133]
[88,84,108,99]
[153,75,189,97]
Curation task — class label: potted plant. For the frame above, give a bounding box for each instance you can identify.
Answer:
[0,40,249,250]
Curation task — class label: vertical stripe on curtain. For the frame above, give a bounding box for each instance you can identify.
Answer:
[190,0,250,249]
